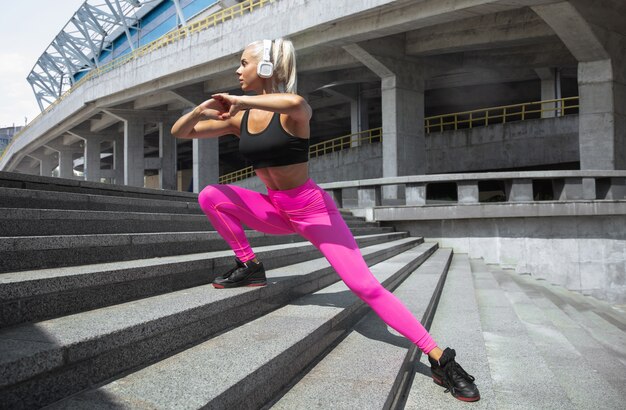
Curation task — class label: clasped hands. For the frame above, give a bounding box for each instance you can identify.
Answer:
[195,94,244,121]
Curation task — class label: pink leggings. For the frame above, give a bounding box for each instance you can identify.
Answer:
[198,178,437,354]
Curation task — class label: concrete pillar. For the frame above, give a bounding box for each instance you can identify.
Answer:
[28,151,57,177]
[327,189,343,208]
[44,141,82,179]
[159,119,177,190]
[457,181,479,204]
[381,79,425,177]
[506,179,533,202]
[58,150,75,179]
[405,183,426,205]
[349,90,369,147]
[39,155,57,177]
[357,186,382,208]
[532,1,626,170]
[578,59,624,170]
[124,119,145,187]
[343,44,425,201]
[84,138,104,182]
[113,136,125,185]
[193,138,219,193]
[535,68,560,118]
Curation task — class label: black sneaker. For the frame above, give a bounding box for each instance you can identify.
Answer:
[212,258,267,288]
[428,347,480,402]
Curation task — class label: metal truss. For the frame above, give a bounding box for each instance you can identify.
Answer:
[27,0,166,111]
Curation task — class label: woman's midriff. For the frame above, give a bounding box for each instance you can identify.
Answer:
[255,162,309,191]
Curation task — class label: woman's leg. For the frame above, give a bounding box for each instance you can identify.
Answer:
[271,183,438,354]
[198,184,295,262]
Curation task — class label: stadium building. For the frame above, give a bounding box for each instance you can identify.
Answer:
[0,1,625,407]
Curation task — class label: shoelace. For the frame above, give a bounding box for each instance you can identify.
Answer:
[223,262,244,279]
[442,361,475,394]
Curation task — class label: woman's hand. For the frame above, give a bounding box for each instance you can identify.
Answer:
[211,94,245,119]
[195,98,229,120]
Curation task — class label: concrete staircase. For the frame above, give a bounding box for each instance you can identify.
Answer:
[1,172,624,409]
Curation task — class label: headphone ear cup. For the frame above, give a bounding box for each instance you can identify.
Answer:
[257,61,274,78]
[257,39,274,79]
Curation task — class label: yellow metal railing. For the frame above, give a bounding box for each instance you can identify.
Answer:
[0,0,274,164]
[219,166,255,184]
[424,96,580,133]
[219,127,383,184]
[309,128,382,159]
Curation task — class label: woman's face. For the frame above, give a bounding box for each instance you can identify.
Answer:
[236,47,264,92]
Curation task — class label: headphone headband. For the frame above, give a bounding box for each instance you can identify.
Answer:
[262,39,272,63]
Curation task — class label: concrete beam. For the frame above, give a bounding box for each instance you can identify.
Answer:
[91,112,121,133]
[532,1,609,62]
[309,95,351,111]
[170,84,211,107]
[298,46,361,73]
[104,109,177,123]
[299,68,379,96]
[134,91,184,110]
[203,74,239,93]
[294,0,559,52]
[406,7,555,56]
[458,40,576,69]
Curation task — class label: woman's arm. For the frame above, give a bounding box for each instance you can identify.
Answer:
[212,93,312,123]
[171,98,239,139]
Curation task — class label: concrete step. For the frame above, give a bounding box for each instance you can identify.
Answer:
[0,226,394,273]
[490,267,626,409]
[0,187,366,222]
[470,259,575,409]
[0,240,435,409]
[0,208,213,236]
[542,280,626,333]
[270,248,452,409]
[0,208,378,236]
[0,186,203,214]
[404,254,496,409]
[511,276,626,359]
[0,233,416,328]
[490,268,626,406]
[0,171,198,203]
[41,243,438,410]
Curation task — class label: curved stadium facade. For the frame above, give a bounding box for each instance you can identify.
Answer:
[1,1,626,408]
[1,0,625,301]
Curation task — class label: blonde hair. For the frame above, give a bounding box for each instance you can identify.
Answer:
[247,38,297,94]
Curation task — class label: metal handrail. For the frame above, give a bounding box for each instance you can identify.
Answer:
[309,128,382,159]
[219,166,255,184]
[1,0,275,164]
[425,96,579,133]
[218,127,383,184]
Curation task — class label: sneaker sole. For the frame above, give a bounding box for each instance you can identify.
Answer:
[212,281,267,289]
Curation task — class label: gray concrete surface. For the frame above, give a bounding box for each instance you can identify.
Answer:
[391,213,626,303]
[471,259,575,409]
[0,227,394,272]
[271,248,450,409]
[405,254,495,409]
[0,234,418,328]
[490,267,626,408]
[39,242,434,410]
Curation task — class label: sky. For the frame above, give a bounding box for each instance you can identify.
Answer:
[0,0,86,128]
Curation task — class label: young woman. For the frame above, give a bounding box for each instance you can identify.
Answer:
[171,38,480,402]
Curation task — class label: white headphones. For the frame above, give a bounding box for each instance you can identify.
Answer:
[257,39,274,78]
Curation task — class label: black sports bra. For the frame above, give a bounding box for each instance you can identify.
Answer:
[239,110,309,170]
